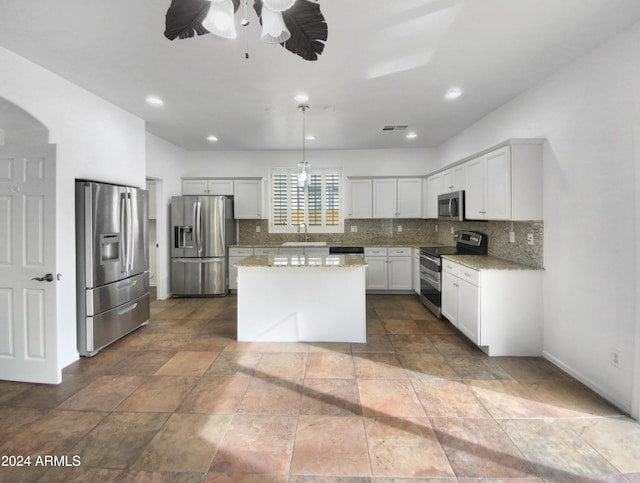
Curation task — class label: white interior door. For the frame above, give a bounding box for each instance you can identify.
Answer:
[0,145,59,384]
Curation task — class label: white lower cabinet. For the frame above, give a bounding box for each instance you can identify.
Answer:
[441,258,542,356]
[413,248,421,294]
[228,247,254,290]
[365,247,412,291]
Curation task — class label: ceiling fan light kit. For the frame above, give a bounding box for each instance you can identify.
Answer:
[164,0,327,61]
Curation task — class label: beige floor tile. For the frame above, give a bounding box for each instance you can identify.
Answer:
[357,379,424,417]
[387,333,437,352]
[412,379,490,418]
[381,319,422,334]
[58,375,147,411]
[255,352,307,379]
[353,352,407,380]
[467,379,553,418]
[364,416,455,478]
[498,418,619,478]
[291,415,371,476]
[237,377,302,415]
[561,416,640,473]
[351,334,395,353]
[300,378,361,416]
[178,376,250,414]
[304,352,355,379]
[431,417,538,478]
[134,413,231,472]
[210,414,297,474]
[116,375,199,412]
[398,351,458,380]
[154,351,219,377]
[71,412,169,469]
[205,351,263,377]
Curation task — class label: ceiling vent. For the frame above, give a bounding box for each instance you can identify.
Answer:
[382,125,409,131]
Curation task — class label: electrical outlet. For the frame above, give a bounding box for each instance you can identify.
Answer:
[527,233,534,245]
[397,225,403,233]
[435,224,438,232]
[350,225,357,233]
[509,231,515,243]
[450,226,454,235]
[611,349,620,368]
[255,225,261,233]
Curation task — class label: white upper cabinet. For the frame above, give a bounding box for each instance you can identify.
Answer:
[425,173,442,219]
[396,178,422,218]
[233,179,263,219]
[441,164,466,192]
[347,178,373,219]
[464,141,542,221]
[182,178,234,195]
[372,178,422,218]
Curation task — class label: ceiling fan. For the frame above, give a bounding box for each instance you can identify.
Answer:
[164,0,328,61]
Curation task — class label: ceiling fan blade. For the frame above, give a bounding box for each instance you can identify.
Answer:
[254,0,328,61]
[165,0,242,40]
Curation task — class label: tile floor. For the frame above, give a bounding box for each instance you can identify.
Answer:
[1,294,640,482]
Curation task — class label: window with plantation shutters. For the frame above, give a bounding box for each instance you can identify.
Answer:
[269,167,343,233]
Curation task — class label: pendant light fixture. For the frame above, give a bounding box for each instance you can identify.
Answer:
[202,0,237,39]
[297,104,311,188]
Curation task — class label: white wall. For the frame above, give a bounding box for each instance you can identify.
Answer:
[182,147,437,178]
[0,47,147,371]
[435,23,640,413]
[145,133,188,300]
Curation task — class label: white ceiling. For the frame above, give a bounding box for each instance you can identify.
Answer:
[2,0,640,151]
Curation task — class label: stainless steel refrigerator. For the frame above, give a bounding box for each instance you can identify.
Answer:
[75,180,150,357]
[170,195,236,296]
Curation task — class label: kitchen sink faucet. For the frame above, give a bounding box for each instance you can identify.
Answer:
[297,223,309,242]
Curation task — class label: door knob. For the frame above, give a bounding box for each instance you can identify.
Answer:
[32,273,54,282]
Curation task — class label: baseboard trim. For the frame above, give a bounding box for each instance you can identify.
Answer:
[543,350,632,416]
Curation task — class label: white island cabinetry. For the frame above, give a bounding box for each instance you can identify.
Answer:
[236,254,367,343]
[441,257,543,356]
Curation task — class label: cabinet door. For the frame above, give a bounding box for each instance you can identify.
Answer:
[182,179,210,195]
[365,257,388,290]
[441,271,458,325]
[372,178,398,218]
[452,164,466,191]
[397,178,422,218]
[233,179,263,219]
[388,256,412,290]
[464,156,485,219]
[347,179,372,218]
[208,180,234,195]
[425,174,442,219]
[279,247,304,256]
[484,146,511,220]
[413,249,420,294]
[458,279,480,344]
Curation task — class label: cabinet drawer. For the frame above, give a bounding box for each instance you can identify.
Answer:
[253,247,278,255]
[229,247,254,257]
[459,266,480,286]
[442,260,459,275]
[365,247,387,257]
[388,247,411,256]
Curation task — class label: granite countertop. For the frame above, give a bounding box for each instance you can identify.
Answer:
[234,254,368,268]
[442,255,543,271]
[230,242,442,249]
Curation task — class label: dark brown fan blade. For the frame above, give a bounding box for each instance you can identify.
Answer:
[165,0,242,40]
[253,0,327,61]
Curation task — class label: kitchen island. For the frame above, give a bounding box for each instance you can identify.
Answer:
[235,254,367,342]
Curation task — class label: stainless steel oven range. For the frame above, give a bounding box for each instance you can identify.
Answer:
[418,230,488,318]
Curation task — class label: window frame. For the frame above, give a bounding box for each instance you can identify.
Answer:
[268,167,344,234]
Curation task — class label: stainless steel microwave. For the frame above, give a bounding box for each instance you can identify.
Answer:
[437,190,465,221]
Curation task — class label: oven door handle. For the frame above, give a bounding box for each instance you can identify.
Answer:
[420,269,440,287]
[420,253,441,265]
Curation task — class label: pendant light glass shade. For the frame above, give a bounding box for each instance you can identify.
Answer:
[263,0,296,12]
[203,0,237,39]
[261,7,291,44]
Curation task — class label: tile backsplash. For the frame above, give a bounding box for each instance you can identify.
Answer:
[238,219,543,268]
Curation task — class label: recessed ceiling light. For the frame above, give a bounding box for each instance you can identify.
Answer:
[305,135,316,141]
[444,87,462,100]
[406,132,418,139]
[145,95,164,106]
[294,93,309,103]
[206,135,218,142]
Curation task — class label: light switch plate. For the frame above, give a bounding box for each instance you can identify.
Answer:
[351,225,358,233]
[397,225,402,232]
[509,231,515,243]
[527,233,534,245]
[256,225,261,233]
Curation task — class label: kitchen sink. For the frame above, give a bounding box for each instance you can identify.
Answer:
[281,241,327,247]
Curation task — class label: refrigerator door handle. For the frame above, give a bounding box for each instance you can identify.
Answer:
[120,193,127,274]
[127,192,134,272]
[195,201,202,256]
[192,201,199,255]
[172,258,222,263]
